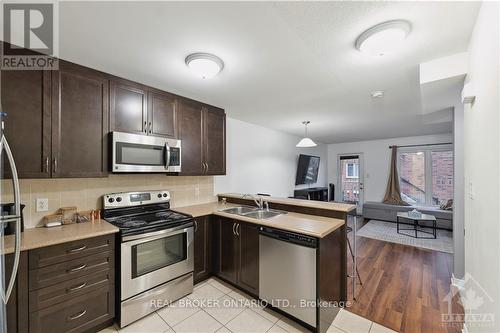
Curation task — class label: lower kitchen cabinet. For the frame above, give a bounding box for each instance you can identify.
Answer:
[236,222,259,295]
[216,217,238,284]
[5,234,115,333]
[214,218,259,295]
[194,215,213,284]
[6,252,29,333]
[29,284,114,333]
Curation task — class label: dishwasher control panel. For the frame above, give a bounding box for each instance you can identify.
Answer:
[259,226,318,248]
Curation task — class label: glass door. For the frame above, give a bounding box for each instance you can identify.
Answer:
[132,233,187,278]
[338,154,364,214]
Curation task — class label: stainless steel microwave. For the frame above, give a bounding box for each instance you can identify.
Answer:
[111,131,181,173]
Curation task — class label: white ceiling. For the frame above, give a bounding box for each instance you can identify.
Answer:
[58,1,480,144]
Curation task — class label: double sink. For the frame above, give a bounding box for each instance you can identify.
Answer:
[219,206,287,220]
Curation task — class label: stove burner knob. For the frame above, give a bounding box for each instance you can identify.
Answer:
[108,197,115,203]
[163,193,168,198]
[116,197,122,202]
[158,194,162,198]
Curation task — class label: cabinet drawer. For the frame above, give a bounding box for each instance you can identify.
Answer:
[29,234,115,269]
[29,250,114,290]
[29,269,114,312]
[29,284,114,333]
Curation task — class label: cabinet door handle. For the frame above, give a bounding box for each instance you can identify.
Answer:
[67,245,87,253]
[148,122,152,134]
[232,223,236,235]
[236,223,240,236]
[205,162,209,173]
[44,156,49,173]
[68,282,87,292]
[194,220,198,232]
[53,157,58,173]
[68,310,87,321]
[144,121,147,133]
[67,264,87,272]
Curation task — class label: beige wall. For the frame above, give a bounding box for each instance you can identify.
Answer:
[2,175,215,229]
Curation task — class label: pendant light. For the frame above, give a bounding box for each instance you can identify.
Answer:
[296,121,317,147]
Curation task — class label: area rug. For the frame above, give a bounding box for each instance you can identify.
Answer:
[357,220,454,253]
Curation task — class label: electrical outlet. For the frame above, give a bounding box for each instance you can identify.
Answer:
[36,198,49,212]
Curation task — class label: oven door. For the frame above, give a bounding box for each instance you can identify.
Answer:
[121,225,193,300]
[112,131,181,173]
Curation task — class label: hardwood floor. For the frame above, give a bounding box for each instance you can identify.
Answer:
[346,231,464,333]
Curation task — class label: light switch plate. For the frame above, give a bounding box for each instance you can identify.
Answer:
[36,198,49,212]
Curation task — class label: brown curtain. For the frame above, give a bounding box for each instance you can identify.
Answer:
[383,146,410,206]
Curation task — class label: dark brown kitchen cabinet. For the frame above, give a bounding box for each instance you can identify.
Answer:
[51,61,109,177]
[177,99,204,175]
[203,106,226,175]
[178,100,226,176]
[110,79,177,138]
[236,222,259,295]
[194,215,213,284]
[217,217,238,284]
[215,218,259,295]
[148,89,177,138]
[110,79,148,135]
[24,234,115,333]
[0,70,51,178]
[6,252,29,333]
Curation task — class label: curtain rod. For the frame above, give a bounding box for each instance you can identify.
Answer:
[389,142,452,149]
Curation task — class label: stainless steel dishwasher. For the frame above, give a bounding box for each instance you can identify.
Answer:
[259,226,317,327]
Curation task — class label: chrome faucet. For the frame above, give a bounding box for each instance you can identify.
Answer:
[242,194,268,210]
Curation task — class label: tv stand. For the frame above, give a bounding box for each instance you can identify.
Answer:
[294,187,328,202]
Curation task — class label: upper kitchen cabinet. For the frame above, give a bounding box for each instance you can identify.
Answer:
[1,70,52,178]
[51,61,109,178]
[178,99,226,176]
[110,79,148,135]
[177,99,203,175]
[148,89,177,138]
[203,106,226,175]
[110,79,177,138]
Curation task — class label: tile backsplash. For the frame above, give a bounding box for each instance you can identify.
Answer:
[1,175,216,229]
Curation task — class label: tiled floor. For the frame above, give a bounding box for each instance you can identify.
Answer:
[99,277,397,333]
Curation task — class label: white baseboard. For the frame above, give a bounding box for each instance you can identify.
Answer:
[452,275,467,333]
[451,274,466,297]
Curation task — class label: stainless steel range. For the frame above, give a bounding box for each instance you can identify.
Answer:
[102,190,194,328]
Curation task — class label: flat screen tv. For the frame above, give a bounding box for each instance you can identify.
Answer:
[295,154,320,185]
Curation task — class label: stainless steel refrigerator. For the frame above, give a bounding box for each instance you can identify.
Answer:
[0,111,22,333]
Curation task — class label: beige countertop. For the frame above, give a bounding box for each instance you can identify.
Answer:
[217,193,356,213]
[175,202,345,238]
[2,220,119,255]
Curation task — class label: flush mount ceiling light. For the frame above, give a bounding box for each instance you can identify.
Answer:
[355,20,411,56]
[371,90,384,98]
[185,53,224,79]
[296,121,317,148]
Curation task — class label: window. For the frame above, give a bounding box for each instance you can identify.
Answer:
[398,146,453,206]
[346,163,359,179]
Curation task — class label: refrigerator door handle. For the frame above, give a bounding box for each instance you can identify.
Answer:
[0,134,22,304]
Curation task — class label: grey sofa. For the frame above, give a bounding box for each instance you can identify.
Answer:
[363,201,453,230]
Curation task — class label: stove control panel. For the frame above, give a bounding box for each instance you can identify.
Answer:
[103,190,170,209]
